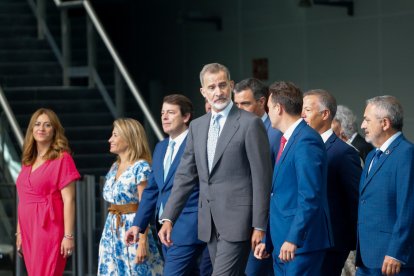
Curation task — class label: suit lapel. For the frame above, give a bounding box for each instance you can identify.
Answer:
[272,120,306,190]
[200,113,212,177]
[360,135,403,193]
[154,140,168,190]
[325,133,336,151]
[162,136,187,189]
[211,105,240,173]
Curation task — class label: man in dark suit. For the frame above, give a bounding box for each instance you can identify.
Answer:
[255,81,333,275]
[302,89,361,275]
[332,105,373,162]
[125,94,206,275]
[233,78,281,276]
[357,95,414,276]
[234,77,282,166]
[158,63,273,275]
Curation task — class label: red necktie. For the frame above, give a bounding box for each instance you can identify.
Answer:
[276,136,287,164]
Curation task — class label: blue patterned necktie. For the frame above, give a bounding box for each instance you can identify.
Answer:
[207,114,222,172]
[369,149,383,174]
[164,140,176,181]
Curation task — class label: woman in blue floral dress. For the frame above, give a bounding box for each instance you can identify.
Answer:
[98,118,163,276]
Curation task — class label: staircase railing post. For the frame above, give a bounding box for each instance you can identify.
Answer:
[75,179,85,275]
[61,9,71,86]
[36,0,45,39]
[115,67,125,117]
[87,17,96,88]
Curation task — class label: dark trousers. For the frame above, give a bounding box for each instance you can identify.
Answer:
[321,250,350,276]
[274,250,326,276]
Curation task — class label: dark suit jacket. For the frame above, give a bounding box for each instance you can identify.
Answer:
[351,133,373,162]
[263,115,282,167]
[132,136,201,245]
[269,120,333,254]
[357,134,414,268]
[162,104,273,243]
[325,133,361,251]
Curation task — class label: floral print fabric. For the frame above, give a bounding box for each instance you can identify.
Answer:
[98,160,163,276]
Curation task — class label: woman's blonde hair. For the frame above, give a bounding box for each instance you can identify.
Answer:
[22,108,71,165]
[113,118,152,164]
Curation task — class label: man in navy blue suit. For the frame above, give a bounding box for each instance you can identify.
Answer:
[357,95,414,276]
[233,78,281,276]
[255,81,333,275]
[125,94,206,275]
[302,89,361,275]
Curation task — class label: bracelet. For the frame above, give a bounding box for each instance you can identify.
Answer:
[15,232,21,236]
[64,234,75,240]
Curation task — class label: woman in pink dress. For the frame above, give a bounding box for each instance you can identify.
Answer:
[15,108,80,275]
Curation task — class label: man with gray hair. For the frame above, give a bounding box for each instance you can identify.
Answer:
[357,95,414,275]
[302,89,361,275]
[158,63,273,275]
[332,105,373,161]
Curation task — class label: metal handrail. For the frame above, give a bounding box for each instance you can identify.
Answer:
[51,0,164,141]
[0,86,24,149]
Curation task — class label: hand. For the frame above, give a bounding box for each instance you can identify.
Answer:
[158,221,173,247]
[381,256,401,276]
[61,237,75,258]
[16,233,23,257]
[279,241,297,263]
[254,242,270,259]
[135,239,148,263]
[251,229,265,251]
[125,226,140,245]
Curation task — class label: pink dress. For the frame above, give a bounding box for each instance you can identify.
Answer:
[16,152,80,276]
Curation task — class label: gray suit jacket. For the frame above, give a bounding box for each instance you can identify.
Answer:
[161,104,272,243]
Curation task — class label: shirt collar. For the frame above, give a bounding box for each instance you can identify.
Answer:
[347,132,358,143]
[321,128,334,143]
[283,118,303,141]
[211,101,233,120]
[378,131,402,152]
[261,113,268,123]
[169,129,189,149]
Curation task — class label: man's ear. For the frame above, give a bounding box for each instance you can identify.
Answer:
[183,113,191,124]
[382,117,392,131]
[200,87,205,98]
[321,110,331,121]
[258,96,266,109]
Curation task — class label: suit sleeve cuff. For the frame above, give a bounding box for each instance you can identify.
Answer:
[160,218,173,226]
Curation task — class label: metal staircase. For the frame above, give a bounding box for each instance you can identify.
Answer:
[0,0,163,274]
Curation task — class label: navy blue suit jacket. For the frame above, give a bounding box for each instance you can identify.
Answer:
[325,133,361,251]
[132,136,202,245]
[263,116,282,167]
[357,134,414,268]
[269,120,333,254]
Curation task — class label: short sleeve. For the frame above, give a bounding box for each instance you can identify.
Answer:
[132,160,151,185]
[57,152,81,190]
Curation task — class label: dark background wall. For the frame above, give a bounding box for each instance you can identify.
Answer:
[93,0,414,140]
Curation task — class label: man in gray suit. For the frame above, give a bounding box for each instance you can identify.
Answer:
[158,63,273,275]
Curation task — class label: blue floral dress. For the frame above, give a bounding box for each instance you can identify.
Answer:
[98,160,163,276]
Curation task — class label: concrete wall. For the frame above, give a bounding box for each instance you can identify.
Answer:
[171,0,414,140]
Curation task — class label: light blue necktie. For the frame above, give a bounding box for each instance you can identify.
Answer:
[164,140,176,181]
[207,114,222,172]
[159,140,176,219]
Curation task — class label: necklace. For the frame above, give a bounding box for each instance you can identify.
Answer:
[38,151,47,158]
